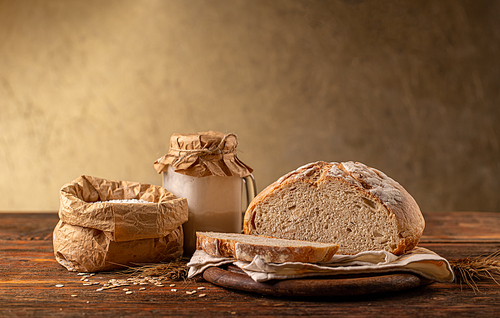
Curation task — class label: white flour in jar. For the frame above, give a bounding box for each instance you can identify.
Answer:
[162,165,242,255]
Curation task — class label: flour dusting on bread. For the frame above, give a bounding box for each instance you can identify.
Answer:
[243,161,425,255]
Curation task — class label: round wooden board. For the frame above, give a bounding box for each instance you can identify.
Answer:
[203,266,433,297]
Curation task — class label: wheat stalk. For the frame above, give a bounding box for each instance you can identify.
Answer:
[107,258,190,282]
[449,249,500,293]
[126,257,190,281]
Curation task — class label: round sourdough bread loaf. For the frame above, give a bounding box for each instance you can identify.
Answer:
[243,161,425,255]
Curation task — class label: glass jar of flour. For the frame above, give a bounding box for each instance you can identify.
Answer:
[154,131,256,255]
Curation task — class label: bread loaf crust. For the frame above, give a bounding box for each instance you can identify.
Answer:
[243,161,425,255]
[196,232,339,263]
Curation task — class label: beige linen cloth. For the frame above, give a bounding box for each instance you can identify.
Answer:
[187,246,454,283]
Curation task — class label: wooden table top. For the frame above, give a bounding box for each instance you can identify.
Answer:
[1,211,499,317]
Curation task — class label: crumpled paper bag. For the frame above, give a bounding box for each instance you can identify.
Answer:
[187,247,454,283]
[53,175,188,272]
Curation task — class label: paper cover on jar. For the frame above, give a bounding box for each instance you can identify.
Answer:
[153,131,253,178]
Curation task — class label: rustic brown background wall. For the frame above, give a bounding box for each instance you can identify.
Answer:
[1,0,499,213]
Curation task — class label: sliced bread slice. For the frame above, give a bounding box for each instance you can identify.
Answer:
[196,231,339,263]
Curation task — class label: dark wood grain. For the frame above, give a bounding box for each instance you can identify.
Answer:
[203,266,432,297]
[1,212,499,317]
[422,211,500,241]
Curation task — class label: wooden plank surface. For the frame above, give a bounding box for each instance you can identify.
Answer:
[1,212,499,317]
[422,211,500,241]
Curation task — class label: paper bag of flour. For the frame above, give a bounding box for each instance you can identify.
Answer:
[53,175,188,272]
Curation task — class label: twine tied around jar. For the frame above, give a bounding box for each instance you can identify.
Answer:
[153,131,253,177]
[169,133,238,166]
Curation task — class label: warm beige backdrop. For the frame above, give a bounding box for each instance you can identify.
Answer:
[1,0,499,212]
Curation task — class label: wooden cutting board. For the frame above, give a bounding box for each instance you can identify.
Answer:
[203,265,433,297]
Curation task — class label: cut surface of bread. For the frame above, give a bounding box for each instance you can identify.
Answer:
[243,161,425,255]
[196,231,339,263]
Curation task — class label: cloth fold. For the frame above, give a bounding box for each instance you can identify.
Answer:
[187,247,454,283]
